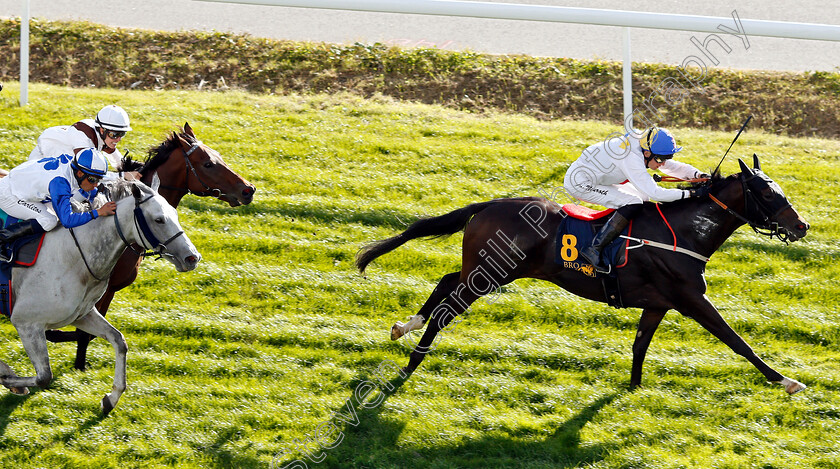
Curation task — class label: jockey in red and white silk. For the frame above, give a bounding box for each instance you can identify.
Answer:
[28,105,132,181]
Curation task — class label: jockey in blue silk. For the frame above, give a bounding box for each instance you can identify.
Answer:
[563,127,710,273]
[28,105,140,181]
[0,148,118,251]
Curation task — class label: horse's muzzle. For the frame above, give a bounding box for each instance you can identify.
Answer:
[221,183,256,207]
[786,220,810,242]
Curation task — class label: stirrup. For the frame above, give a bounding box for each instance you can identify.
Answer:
[580,248,610,274]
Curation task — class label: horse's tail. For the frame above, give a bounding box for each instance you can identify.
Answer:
[355,201,496,274]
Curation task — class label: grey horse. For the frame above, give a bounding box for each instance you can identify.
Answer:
[0,179,200,415]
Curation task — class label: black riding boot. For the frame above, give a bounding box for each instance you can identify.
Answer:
[0,220,43,246]
[579,211,631,273]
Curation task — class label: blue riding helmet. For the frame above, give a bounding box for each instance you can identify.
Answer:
[641,128,682,157]
[71,148,108,178]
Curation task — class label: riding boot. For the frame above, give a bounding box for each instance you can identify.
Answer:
[0,220,44,256]
[579,211,630,273]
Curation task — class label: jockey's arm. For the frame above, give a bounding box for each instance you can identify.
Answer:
[660,159,705,180]
[47,178,98,228]
[622,158,689,203]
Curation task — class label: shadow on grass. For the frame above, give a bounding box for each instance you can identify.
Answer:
[387,392,621,469]
[273,362,620,469]
[0,392,31,437]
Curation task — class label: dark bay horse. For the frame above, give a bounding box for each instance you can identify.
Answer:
[45,122,256,369]
[356,155,810,394]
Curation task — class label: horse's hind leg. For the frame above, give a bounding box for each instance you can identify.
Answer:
[72,309,127,416]
[404,278,486,372]
[391,271,460,340]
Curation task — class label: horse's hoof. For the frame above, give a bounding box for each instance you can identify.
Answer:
[8,386,29,396]
[391,323,405,341]
[101,396,115,416]
[779,377,807,395]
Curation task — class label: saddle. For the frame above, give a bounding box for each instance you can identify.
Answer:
[0,213,47,318]
[555,204,631,308]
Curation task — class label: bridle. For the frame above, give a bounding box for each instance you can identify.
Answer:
[115,193,186,258]
[70,192,185,281]
[157,141,224,198]
[708,172,794,243]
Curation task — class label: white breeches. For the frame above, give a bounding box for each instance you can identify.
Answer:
[0,180,59,230]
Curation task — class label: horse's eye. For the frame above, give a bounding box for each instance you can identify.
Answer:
[203,161,214,168]
[155,217,165,224]
[762,190,775,201]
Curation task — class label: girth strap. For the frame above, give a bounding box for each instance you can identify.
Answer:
[619,235,710,263]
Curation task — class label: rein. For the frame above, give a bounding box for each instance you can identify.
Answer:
[114,193,186,258]
[709,174,793,243]
[71,191,187,281]
[69,228,108,281]
[156,142,223,199]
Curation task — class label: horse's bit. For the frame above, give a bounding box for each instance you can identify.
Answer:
[709,173,794,243]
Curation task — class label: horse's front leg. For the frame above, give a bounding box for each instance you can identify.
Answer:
[0,360,30,395]
[72,309,128,416]
[630,308,667,389]
[1,322,52,392]
[679,295,805,395]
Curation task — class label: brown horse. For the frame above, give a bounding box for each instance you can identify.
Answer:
[356,155,810,394]
[45,122,256,369]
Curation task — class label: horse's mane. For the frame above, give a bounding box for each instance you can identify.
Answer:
[119,129,197,175]
[661,169,733,208]
[89,180,151,209]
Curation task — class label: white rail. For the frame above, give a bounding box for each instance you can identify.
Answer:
[195,0,840,42]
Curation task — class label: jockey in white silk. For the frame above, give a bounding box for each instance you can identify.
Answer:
[563,127,710,273]
[0,148,117,253]
[28,105,135,181]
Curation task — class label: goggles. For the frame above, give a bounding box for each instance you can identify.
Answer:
[105,130,126,139]
[85,175,102,184]
[651,153,674,164]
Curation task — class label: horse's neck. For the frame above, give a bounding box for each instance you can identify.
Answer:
[143,170,186,207]
[660,197,746,256]
[67,205,136,278]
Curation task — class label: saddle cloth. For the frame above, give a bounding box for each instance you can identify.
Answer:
[555,204,630,278]
[0,213,47,318]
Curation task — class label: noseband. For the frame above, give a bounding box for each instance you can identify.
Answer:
[114,193,186,258]
[709,173,794,243]
[70,193,185,281]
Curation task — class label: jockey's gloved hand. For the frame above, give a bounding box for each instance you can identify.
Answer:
[697,172,712,179]
[689,186,710,198]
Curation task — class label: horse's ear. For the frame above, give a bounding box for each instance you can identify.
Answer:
[130,181,143,200]
[184,122,195,138]
[150,172,161,192]
[175,132,192,152]
[738,158,753,177]
[752,153,761,171]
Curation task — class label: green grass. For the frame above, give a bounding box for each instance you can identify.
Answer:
[0,82,839,468]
